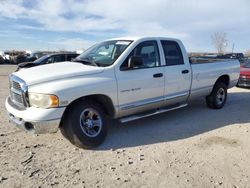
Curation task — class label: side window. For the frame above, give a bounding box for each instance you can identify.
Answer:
[66,54,77,61]
[161,40,184,66]
[53,55,65,63]
[121,40,160,70]
[46,56,54,64]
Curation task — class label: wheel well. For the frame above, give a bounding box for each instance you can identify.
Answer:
[215,75,230,88]
[62,94,115,121]
[83,95,115,117]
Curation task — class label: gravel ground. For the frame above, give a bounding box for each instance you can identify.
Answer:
[0,65,249,188]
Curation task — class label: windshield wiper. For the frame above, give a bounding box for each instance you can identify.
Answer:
[73,58,100,67]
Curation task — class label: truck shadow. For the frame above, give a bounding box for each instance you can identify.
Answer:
[97,90,250,150]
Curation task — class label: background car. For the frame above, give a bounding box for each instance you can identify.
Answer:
[25,51,54,62]
[237,59,250,88]
[17,53,79,70]
[216,53,247,64]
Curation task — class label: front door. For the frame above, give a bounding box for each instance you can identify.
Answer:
[116,40,165,117]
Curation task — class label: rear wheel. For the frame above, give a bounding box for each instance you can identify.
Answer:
[206,82,227,109]
[60,100,107,149]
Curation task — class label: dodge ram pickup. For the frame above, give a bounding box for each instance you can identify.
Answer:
[5,37,240,148]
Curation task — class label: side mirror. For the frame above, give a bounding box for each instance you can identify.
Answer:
[128,56,143,69]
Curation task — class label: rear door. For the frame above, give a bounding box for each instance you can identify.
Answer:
[160,40,191,105]
[116,40,165,117]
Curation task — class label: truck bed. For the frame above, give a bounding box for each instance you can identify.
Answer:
[189,58,240,100]
[189,57,234,64]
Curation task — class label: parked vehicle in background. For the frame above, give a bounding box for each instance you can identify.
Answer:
[0,55,4,64]
[0,50,27,64]
[17,53,79,70]
[13,54,28,64]
[1,51,11,64]
[237,60,250,88]
[5,37,240,149]
[217,53,247,64]
[25,51,51,62]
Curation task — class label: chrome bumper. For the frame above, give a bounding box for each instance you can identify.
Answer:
[5,95,65,134]
[7,112,60,134]
[237,78,250,88]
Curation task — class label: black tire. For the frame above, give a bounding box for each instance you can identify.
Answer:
[206,82,227,109]
[60,100,107,149]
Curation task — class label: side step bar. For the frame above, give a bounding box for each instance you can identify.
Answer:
[120,103,188,123]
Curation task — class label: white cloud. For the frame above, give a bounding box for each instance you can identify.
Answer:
[0,0,26,18]
[41,38,95,51]
[0,0,249,51]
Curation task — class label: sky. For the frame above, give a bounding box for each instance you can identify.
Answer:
[0,0,249,52]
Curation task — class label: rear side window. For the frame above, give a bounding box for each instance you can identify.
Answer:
[161,40,184,66]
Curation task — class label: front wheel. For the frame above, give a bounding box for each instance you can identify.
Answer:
[60,100,107,149]
[206,82,227,109]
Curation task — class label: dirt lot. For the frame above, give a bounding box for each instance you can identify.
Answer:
[0,65,249,188]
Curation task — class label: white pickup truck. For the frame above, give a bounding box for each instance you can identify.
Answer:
[5,37,240,148]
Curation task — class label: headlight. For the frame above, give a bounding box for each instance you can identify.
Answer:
[29,93,59,108]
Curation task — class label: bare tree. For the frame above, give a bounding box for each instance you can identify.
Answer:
[245,50,250,57]
[211,32,228,54]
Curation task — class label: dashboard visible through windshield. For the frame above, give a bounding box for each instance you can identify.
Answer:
[74,40,133,67]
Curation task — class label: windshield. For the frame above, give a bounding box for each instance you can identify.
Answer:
[33,55,49,64]
[74,40,132,67]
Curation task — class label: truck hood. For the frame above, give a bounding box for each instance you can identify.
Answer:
[13,61,105,85]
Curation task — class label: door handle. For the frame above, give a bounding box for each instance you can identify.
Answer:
[182,70,189,74]
[153,73,163,78]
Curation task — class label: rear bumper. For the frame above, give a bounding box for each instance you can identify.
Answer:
[237,78,250,88]
[5,96,65,134]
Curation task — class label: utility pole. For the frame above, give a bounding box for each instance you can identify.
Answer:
[232,43,235,53]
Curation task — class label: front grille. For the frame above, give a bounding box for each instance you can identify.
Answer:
[9,75,28,108]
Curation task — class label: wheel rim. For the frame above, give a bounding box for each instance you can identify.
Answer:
[216,88,226,105]
[79,108,102,137]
